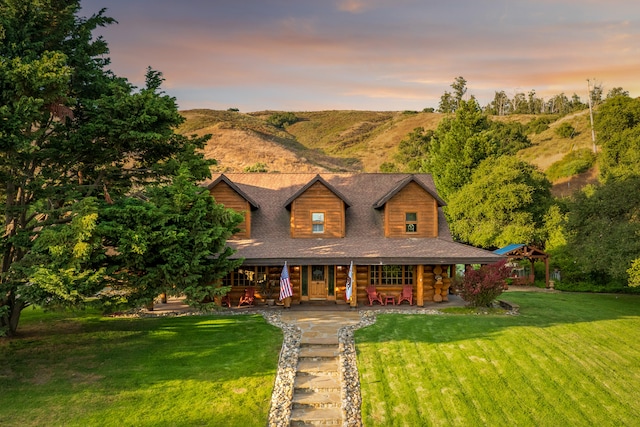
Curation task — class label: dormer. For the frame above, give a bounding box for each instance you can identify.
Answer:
[284,175,350,238]
[207,174,259,239]
[373,175,446,238]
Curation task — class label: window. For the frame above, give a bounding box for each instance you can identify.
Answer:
[405,212,417,233]
[370,265,414,285]
[312,212,325,233]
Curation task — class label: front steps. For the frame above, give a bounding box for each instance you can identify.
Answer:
[290,343,343,426]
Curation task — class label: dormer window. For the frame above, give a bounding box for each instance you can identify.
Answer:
[312,212,325,233]
[405,212,417,233]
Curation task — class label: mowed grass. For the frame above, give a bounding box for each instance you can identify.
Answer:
[0,310,282,427]
[356,292,640,426]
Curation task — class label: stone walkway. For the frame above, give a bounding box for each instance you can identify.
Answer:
[281,310,361,426]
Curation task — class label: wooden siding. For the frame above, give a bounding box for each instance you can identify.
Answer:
[383,181,438,237]
[290,181,345,238]
[209,181,251,239]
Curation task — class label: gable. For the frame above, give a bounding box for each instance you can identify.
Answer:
[209,181,251,239]
[290,181,345,238]
[384,181,438,237]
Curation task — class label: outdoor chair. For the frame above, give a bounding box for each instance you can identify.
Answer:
[238,286,255,307]
[366,286,384,306]
[397,284,413,305]
[221,294,231,308]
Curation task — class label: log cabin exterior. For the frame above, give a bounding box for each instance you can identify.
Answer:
[206,173,503,306]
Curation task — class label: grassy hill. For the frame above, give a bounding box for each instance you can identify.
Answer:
[177,108,599,194]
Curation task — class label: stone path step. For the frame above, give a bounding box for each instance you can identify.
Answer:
[294,372,341,391]
[297,358,339,374]
[292,389,341,408]
[290,406,343,426]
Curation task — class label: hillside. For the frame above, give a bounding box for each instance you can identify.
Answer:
[177,108,598,194]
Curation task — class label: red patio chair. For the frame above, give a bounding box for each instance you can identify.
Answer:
[397,285,413,305]
[221,294,231,308]
[238,286,255,307]
[366,286,384,306]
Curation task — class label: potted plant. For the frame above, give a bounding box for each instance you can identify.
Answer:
[260,279,277,305]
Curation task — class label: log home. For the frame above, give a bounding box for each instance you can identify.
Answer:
[206,173,503,306]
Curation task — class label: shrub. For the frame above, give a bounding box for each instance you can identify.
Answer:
[244,162,269,173]
[555,122,577,138]
[266,112,298,128]
[455,260,511,307]
[546,148,596,181]
[525,116,555,134]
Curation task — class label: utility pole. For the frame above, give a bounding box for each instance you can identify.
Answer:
[587,78,597,153]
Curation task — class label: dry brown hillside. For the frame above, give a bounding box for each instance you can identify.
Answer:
[178,110,445,173]
[178,108,599,195]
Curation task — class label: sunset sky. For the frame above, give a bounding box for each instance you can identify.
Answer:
[81,0,640,112]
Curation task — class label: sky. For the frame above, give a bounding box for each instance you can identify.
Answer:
[80,0,640,112]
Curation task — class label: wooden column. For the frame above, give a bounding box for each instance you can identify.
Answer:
[545,258,550,288]
[529,259,535,284]
[417,264,424,307]
[350,265,358,308]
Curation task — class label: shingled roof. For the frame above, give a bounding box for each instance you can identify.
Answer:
[203,173,503,266]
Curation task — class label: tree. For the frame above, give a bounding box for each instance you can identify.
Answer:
[487,91,511,116]
[594,94,640,180]
[446,156,552,248]
[451,76,467,105]
[394,127,433,172]
[422,98,530,201]
[97,167,243,310]
[606,87,629,99]
[0,1,232,335]
[438,91,456,113]
[423,98,493,199]
[562,177,640,287]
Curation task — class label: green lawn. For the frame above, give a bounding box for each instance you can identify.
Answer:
[0,310,282,427]
[356,292,640,426]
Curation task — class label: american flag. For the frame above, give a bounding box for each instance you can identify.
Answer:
[279,262,293,300]
[345,261,353,301]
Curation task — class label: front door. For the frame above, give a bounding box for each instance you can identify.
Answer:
[309,265,327,299]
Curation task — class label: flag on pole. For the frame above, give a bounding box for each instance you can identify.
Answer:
[345,261,353,301]
[279,262,293,300]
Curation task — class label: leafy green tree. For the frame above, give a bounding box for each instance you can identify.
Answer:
[438,91,456,113]
[0,1,231,335]
[97,167,243,310]
[423,98,530,200]
[487,91,511,116]
[394,127,433,172]
[423,98,493,199]
[562,177,640,287]
[594,94,640,180]
[512,92,528,114]
[451,76,467,104]
[606,87,629,99]
[446,156,552,248]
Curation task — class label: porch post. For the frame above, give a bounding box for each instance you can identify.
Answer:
[417,264,424,307]
[529,259,535,284]
[350,265,358,308]
[545,257,550,288]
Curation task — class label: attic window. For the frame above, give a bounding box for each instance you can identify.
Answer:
[405,212,417,233]
[312,212,325,233]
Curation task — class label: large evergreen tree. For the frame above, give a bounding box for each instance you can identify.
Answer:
[446,156,551,248]
[0,1,237,335]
